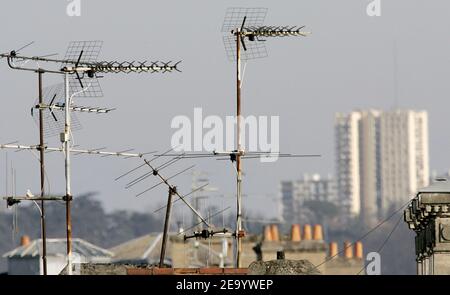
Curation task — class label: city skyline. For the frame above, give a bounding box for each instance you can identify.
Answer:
[281,108,430,228]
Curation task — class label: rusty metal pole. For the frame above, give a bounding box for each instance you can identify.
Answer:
[63,72,73,275]
[159,186,175,268]
[37,70,48,275]
[236,29,243,268]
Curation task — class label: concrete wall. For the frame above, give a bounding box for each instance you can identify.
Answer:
[8,257,40,275]
[324,258,364,275]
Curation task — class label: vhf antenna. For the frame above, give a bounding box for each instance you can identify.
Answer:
[116,149,224,268]
[0,40,181,275]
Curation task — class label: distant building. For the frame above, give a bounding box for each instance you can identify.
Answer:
[335,109,429,226]
[3,236,113,275]
[280,173,337,224]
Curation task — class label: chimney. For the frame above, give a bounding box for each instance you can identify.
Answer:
[344,241,353,259]
[263,225,273,242]
[329,242,338,258]
[355,241,363,259]
[313,224,323,240]
[291,224,301,242]
[20,235,31,247]
[303,224,312,240]
[271,224,280,242]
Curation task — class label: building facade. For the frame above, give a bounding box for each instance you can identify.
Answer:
[335,109,429,226]
[281,174,337,224]
[380,110,429,213]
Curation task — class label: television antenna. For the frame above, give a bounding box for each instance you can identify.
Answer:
[0,40,181,274]
[222,7,311,268]
[162,8,312,267]
[115,150,232,268]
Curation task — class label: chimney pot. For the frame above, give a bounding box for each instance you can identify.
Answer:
[263,225,273,242]
[344,241,353,259]
[271,224,280,242]
[329,242,338,258]
[303,224,312,240]
[20,235,31,247]
[291,224,302,242]
[313,224,324,240]
[355,241,363,259]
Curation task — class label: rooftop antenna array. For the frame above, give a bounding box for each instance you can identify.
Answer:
[0,40,181,274]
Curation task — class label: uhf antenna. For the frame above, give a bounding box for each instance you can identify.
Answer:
[221,7,311,268]
[0,40,181,275]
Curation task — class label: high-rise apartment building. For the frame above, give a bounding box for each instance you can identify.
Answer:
[335,109,429,226]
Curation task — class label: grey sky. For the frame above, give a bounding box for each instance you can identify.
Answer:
[1,0,449,222]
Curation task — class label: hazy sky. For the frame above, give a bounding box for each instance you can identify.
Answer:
[1,0,450,224]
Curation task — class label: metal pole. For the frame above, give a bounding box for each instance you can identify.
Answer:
[159,187,175,268]
[37,70,48,275]
[64,72,73,275]
[236,29,243,268]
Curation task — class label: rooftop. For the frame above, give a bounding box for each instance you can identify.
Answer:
[418,178,450,194]
[3,238,113,259]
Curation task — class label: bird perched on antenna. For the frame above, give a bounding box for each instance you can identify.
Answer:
[26,189,34,198]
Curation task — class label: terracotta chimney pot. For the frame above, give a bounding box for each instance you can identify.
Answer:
[329,242,338,258]
[270,224,280,242]
[20,235,31,247]
[355,241,363,259]
[263,225,273,242]
[291,224,302,242]
[303,224,312,240]
[344,241,353,259]
[313,224,324,240]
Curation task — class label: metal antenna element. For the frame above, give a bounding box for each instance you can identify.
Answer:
[116,156,211,227]
[181,206,232,238]
[62,41,104,97]
[222,8,268,61]
[222,7,310,62]
[153,183,209,213]
[0,143,149,159]
[31,83,82,138]
[117,155,218,269]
